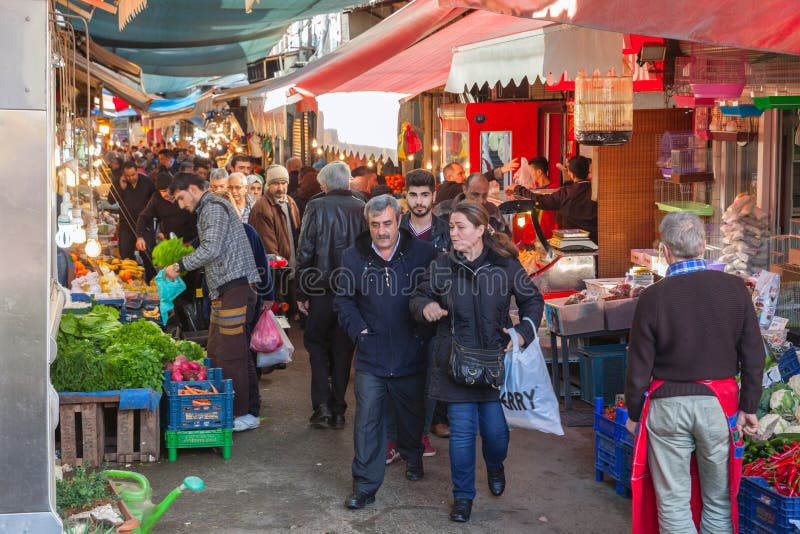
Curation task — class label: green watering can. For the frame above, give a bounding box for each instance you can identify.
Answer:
[102,470,204,533]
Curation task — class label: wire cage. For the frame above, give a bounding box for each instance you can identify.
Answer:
[749,57,800,97]
[776,282,800,330]
[654,179,714,217]
[688,55,747,99]
[769,235,800,267]
[704,223,725,262]
[657,131,708,178]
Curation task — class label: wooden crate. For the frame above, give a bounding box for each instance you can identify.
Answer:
[57,393,160,467]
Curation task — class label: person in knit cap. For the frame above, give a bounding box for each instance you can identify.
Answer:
[248,165,301,316]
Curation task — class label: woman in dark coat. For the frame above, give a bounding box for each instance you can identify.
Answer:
[410,201,544,523]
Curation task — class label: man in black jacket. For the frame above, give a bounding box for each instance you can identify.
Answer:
[135,172,198,256]
[334,195,437,509]
[296,161,366,429]
[110,160,156,271]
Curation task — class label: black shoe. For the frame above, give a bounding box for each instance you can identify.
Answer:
[449,499,472,522]
[309,405,332,429]
[329,414,345,429]
[345,492,375,509]
[405,464,424,482]
[487,467,506,496]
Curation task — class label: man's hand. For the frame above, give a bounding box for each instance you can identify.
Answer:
[297,300,309,316]
[422,302,448,322]
[156,232,166,241]
[738,412,759,437]
[502,327,525,352]
[135,238,147,251]
[119,176,128,190]
[500,158,520,174]
[262,301,274,312]
[625,419,638,436]
[164,263,180,281]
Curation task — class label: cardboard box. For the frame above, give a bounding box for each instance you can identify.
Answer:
[631,249,660,269]
[604,298,639,331]
[788,249,800,266]
[545,297,605,336]
[771,264,800,283]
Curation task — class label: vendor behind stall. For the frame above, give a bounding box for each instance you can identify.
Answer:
[508,155,597,243]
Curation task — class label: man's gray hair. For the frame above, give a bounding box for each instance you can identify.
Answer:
[228,172,246,183]
[210,168,229,180]
[659,211,706,259]
[364,194,401,221]
[317,161,351,191]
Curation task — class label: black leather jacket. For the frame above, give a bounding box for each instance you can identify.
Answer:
[296,189,366,299]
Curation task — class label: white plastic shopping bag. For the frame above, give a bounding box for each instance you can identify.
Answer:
[500,325,564,435]
[256,318,294,367]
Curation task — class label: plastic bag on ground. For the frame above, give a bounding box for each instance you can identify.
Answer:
[500,326,564,435]
[155,269,187,326]
[257,322,294,367]
[250,309,283,353]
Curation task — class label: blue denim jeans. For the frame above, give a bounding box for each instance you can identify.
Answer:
[447,401,509,500]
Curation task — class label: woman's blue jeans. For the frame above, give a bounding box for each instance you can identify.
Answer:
[447,401,509,500]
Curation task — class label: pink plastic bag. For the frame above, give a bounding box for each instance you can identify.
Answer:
[249,310,283,353]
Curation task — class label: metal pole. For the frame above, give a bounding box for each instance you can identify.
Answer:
[0,0,62,530]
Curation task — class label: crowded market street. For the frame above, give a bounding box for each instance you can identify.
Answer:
[129,329,632,534]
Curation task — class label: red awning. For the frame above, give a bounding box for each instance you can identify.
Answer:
[333,11,549,94]
[437,0,800,56]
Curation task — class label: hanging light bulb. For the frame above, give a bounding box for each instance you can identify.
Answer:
[84,225,101,258]
[367,160,373,168]
[464,161,470,170]
[339,153,345,161]
[72,226,86,244]
[311,138,318,148]
[408,153,415,162]
[426,161,433,170]
[432,140,440,152]
[316,147,323,155]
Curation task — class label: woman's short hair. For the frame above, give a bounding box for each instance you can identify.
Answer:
[364,194,400,221]
[317,161,351,191]
[659,211,706,259]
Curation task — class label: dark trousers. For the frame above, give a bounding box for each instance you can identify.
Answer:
[207,284,258,417]
[303,292,354,415]
[448,401,509,500]
[118,227,156,281]
[353,371,426,496]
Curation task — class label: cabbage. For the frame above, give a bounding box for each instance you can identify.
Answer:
[789,375,800,396]
[782,425,800,434]
[759,414,789,438]
[770,389,800,418]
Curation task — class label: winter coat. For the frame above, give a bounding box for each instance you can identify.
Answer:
[334,229,437,378]
[410,246,544,403]
[248,193,300,260]
[400,212,451,254]
[296,189,365,299]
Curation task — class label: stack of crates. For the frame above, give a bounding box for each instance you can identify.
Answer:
[594,397,635,498]
[162,359,234,461]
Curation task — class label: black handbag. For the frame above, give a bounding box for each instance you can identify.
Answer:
[447,293,505,389]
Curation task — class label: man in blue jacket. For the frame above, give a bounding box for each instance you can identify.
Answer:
[334,194,437,510]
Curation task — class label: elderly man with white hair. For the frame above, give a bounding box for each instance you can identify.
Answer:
[625,211,764,534]
[227,172,256,222]
[296,161,366,429]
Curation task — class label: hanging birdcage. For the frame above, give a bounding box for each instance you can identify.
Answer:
[749,56,800,109]
[708,104,759,142]
[656,131,711,183]
[673,57,716,108]
[574,71,633,146]
[688,55,747,99]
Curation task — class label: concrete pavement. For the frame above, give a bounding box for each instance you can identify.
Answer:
[133,327,632,533]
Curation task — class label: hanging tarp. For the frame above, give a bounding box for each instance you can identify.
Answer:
[437,0,800,56]
[445,25,622,93]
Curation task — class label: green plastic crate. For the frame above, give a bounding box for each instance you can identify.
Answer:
[165,428,232,462]
[579,344,627,405]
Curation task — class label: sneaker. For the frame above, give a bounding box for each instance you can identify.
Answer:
[233,414,260,432]
[422,434,436,457]
[386,441,400,465]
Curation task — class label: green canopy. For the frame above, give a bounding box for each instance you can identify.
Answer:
[72,0,358,94]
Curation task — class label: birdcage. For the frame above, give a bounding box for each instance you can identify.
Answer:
[673,57,716,108]
[657,131,711,182]
[654,179,714,216]
[688,55,747,99]
[574,72,633,145]
[749,56,800,109]
[718,98,763,118]
[708,105,759,142]
[770,235,800,267]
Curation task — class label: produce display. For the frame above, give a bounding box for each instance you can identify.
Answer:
[52,305,205,392]
[70,256,156,297]
[384,174,405,195]
[152,237,195,268]
[744,436,800,496]
[167,355,208,382]
[518,248,547,275]
[564,282,645,305]
[720,193,770,276]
